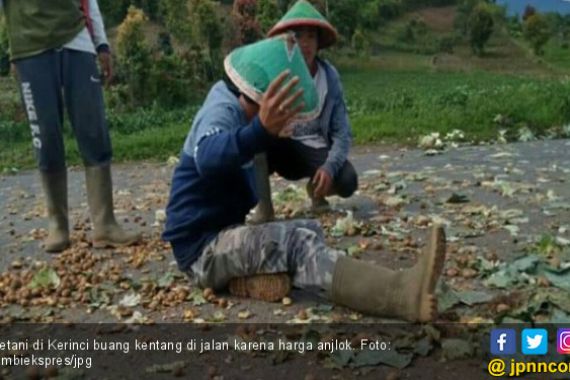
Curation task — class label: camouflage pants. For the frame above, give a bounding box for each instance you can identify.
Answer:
[189,219,346,296]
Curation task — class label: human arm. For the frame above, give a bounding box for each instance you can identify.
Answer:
[321,74,352,181]
[196,71,304,177]
[87,0,112,83]
[87,0,109,51]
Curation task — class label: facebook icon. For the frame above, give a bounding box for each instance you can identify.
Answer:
[491,329,516,355]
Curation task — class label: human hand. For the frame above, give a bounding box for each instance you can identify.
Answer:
[277,123,295,138]
[312,168,333,198]
[98,51,113,86]
[258,70,304,136]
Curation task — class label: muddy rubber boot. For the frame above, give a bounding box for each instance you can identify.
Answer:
[250,153,275,224]
[228,273,291,302]
[331,225,446,322]
[40,170,70,253]
[85,164,142,248]
[306,180,330,213]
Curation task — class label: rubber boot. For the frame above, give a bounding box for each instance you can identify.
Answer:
[40,170,70,253]
[331,225,446,322]
[85,164,141,248]
[250,153,275,224]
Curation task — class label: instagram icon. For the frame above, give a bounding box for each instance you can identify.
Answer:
[557,329,570,354]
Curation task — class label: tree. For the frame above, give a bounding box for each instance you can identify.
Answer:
[454,0,481,36]
[523,13,551,55]
[0,16,9,77]
[232,0,261,44]
[468,3,494,55]
[191,0,223,51]
[191,0,224,80]
[98,0,131,26]
[160,0,194,45]
[522,5,536,21]
[351,28,370,57]
[329,0,361,40]
[116,6,153,106]
[257,0,282,34]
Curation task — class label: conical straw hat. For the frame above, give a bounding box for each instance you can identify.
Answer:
[224,33,319,121]
[268,0,338,49]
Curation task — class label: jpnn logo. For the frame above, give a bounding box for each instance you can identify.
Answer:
[522,329,548,355]
[491,329,516,355]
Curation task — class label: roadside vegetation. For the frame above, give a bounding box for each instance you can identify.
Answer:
[1,0,569,172]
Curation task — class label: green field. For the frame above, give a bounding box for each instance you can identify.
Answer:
[340,65,570,144]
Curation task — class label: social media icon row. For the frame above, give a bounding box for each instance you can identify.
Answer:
[491,328,570,355]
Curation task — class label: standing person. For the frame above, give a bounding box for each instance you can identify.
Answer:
[252,0,358,222]
[163,35,447,322]
[1,0,141,252]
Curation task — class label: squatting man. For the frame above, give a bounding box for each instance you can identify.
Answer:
[163,29,448,322]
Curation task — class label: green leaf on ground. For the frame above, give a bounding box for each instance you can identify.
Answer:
[546,308,570,324]
[455,290,494,306]
[511,256,540,273]
[413,337,434,357]
[28,267,60,290]
[547,290,570,313]
[331,350,353,367]
[438,283,461,312]
[353,349,413,369]
[422,325,442,343]
[145,361,186,373]
[483,270,516,289]
[119,292,141,307]
[331,211,360,237]
[441,339,474,360]
[189,289,207,306]
[446,193,470,204]
[157,272,175,288]
[543,271,570,292]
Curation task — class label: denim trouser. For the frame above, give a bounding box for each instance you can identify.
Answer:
[14,48,112,171]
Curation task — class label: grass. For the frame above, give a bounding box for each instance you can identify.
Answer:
[339,65,570,144]
[541,39,570,71]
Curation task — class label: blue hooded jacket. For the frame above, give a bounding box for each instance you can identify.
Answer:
[162,81,271,271]
[162,59,351,271]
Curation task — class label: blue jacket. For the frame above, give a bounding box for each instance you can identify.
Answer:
[162,81,271,271]
[314,58,352,177]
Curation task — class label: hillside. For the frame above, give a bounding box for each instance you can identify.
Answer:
[367,5,570,76]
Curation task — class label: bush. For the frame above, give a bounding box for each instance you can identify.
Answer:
[468,3,494,56]
[159,0,193,45]
[192,0,223,78]
[523,13,551,56]
[397,23,415,43]
[351,29,370,57]
[257,0,282,34]
[232,0,262,44]
[438,36,456,54]
[0,16,9,76]
[329,0,361,41]
[116,6,153,107]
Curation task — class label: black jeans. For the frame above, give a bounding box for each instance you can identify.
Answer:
[266,139,358,198]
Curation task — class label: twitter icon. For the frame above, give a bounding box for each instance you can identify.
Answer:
[522,329,548,355]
